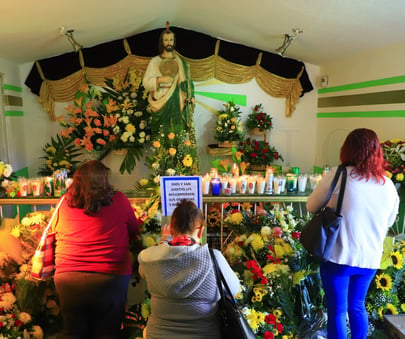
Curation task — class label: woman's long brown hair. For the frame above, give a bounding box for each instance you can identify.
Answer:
[65,160,115,215]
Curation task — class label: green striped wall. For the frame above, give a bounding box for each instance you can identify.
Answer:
[3,84,23,117]
[317,75,405,118]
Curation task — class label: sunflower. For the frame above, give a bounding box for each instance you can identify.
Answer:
[375,273,393,291]
[390,251,404,269]
[385,303,398,315]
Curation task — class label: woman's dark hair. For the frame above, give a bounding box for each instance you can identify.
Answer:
[159,29,176,54]
[340,128,386,182]
[66,160,115,215]
[171,199,204,235]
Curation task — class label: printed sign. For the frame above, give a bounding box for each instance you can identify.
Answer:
[160,176,202,216]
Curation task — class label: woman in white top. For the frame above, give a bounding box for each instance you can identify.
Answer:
[306,128,399,339]
[138,199,241,339]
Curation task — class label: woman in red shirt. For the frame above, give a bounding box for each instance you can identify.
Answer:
[53,160,140,338]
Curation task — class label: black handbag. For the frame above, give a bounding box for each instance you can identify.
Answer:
[300,165,347,261]
[209,249,256,339]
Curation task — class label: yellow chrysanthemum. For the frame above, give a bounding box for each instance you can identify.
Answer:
[250,235,265,252]
[225,244,244,260]
[228,211,243,225]
[391,251,403,269]
[182,154,193,167]
[386,303,398,315]
[125,123,136,133]
[386,171,393,179]
[400,303,405,312]
[375,273,393,291]
[263,263,278,275]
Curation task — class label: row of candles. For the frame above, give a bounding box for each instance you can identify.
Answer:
[15,169,72,197]
[202,167,323,195]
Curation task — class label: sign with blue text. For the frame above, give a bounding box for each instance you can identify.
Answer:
[160,176,202,216]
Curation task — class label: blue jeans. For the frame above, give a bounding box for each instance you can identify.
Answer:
[54,272,131,339]
[320,261,376,339]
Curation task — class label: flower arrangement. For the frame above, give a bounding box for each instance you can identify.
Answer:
[0,283,44,339]
[145,129,199,182]
[381,138,405,184]
[58,83,116,154]
[0,160,17,197]
[366,236,405,334]
[246,104,273,132]
[0,210,63,337]
[102,67,152,174]
[214,101,244,144]
[222,202,324,338]
[238,138,283,167]
[38,135,82,176]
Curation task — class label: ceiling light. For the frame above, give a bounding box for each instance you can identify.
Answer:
[59,27,83,52]
[275,28,303,56]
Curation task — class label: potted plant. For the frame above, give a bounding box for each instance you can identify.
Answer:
[245,103,273,135]
[214,101,244,147]
[238,137,283,171]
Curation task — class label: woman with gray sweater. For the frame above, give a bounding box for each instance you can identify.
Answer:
[138,199,240,338]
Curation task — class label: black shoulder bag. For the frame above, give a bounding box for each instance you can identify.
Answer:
[300,165,347,261]
[208,249,256,339]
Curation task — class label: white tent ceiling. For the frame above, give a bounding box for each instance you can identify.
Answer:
[1,0,405,66]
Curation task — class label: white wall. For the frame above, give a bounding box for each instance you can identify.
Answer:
[15,62,320,190]
[313,41,405,168]
[0,58,27,171]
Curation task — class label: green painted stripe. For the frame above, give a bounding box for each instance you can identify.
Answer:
[5,111,24,116]
[318,75,405,94]
[3,84,22,92]
[317,110,405,118]
[318,90,405,107]
[195,91,247,106]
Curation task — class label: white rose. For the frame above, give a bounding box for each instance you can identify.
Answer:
[3,164,12,178]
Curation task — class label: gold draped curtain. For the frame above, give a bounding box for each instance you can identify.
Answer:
[36,39,303,120]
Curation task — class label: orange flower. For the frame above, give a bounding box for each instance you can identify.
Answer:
[168,132,175,140]
[80,137,94,151]
[105,98,118,113]
[169,148,177,156]
[153,141,161,148]
[84,126,95,137]
[184,139,191,146]
[78,83,89,93]
[96,138,106,145]
[93,119,102,127]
